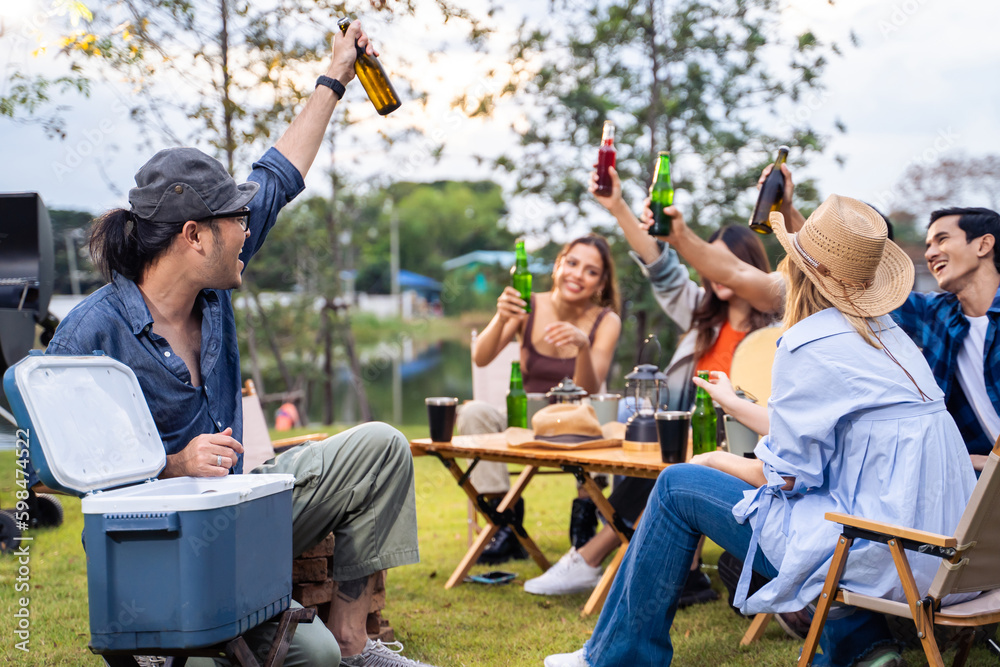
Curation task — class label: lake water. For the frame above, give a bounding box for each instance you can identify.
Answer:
[312,339,475,426]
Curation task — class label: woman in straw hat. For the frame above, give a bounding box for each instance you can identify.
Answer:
[545,195,977,667]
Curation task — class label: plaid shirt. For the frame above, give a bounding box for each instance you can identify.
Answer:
[891,287,1000,456]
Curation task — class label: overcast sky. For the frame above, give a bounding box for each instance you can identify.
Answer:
[2,0,998,230]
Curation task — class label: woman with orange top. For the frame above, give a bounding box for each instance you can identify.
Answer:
[522,167,777,599]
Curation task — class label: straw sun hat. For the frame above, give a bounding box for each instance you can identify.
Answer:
[772,194,914,317]
[506,404,625,450]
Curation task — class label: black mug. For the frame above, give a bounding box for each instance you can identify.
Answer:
[426,397,458,442]
[655,411,690,464]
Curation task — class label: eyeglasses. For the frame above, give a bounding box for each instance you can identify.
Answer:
[200,208,250,231]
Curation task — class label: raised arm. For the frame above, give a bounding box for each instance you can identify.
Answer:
[273,20,376,178]
[641,202,784,315]
[473,286,528,367]
[590,167,660,264]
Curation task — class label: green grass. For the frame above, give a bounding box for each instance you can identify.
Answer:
[1,432,997,665]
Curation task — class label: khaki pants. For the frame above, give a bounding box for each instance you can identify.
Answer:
[192,422,418,666]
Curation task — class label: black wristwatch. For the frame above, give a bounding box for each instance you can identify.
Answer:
[316,75,346,99]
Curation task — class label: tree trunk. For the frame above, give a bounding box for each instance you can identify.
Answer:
[338,310,372,422]
[219,0,235,174]
[319,305,333,425]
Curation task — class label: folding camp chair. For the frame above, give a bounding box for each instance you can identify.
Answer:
[795,437,1000,667]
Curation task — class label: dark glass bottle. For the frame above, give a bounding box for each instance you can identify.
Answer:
[337,17,401,116]
[507,362,528,428]
[691,370,717,456]
[595,121,616,197]
[749,145,790,234]
[648,152,674,236]
[511,238,532,313]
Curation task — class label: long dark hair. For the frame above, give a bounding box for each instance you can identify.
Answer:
[89,209,184,282]
[553,233,621,314]
[690,225,774,361]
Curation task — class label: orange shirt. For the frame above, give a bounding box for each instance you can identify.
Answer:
[695,321,748,375]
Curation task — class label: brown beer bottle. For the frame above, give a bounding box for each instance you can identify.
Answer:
[749,146,790,234]
[338,18,402,116]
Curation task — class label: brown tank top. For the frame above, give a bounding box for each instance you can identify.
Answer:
[521,295,611,394]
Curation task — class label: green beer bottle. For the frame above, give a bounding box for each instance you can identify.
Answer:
[648,151,674,236]
[749,145,790,234]
[507,362,528,428]
[691,370,717,456]
[511,238,532,313]
[338,18,402,116]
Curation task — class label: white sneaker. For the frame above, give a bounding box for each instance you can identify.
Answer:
[524,548,602,595]
[361,638,437,666]
[544,648,590,666]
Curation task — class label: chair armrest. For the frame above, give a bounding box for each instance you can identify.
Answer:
[825,512,956,548]
[272,433,329,454]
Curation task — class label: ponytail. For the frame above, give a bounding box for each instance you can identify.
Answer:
[89,209,182,282]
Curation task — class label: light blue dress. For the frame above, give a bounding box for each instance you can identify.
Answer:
[733,308,978,614]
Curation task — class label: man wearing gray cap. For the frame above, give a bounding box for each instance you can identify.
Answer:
[45,20,432,667]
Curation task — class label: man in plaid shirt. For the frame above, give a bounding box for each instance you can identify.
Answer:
[892,207,1000,470]
[644,163,1000,469]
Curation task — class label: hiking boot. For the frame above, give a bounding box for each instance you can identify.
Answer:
[775,608,814,640]
[677,561,719,608]
[544,648,590,667]
[360,639,438,666]
[569,497,598,549]
[524,548,602,595]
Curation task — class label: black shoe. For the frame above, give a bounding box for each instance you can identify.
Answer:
[677,560,720,609]
[477,526,528,565]
[717,550,769,617]
[569,497,598,550]
[477,498,527,565]
[775,608,813,640]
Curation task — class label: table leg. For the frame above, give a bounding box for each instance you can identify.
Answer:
[574,473,637,618]
[503,466,550,572]
[433,456,550,588]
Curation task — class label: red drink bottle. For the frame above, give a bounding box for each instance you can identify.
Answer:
[595,121,616,197]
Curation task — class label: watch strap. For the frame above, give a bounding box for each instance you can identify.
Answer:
[316,75,346,100]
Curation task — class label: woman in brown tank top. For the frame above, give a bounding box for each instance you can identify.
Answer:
[462,234,622,565]
[473,234,622,394]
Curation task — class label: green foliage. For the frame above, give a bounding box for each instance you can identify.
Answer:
[246,181,514,292]
[491,0,841,235]
[0,72,91,139]
[3,1,497,173]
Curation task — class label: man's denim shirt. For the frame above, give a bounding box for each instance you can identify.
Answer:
[43,148,304,481]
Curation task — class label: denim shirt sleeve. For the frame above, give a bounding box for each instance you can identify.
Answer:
[240,147,306,267]
[628,243,703,331]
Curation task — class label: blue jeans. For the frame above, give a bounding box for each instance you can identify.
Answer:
[583,464,894,666]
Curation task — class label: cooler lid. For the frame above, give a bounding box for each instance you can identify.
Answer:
[6,353,165,495]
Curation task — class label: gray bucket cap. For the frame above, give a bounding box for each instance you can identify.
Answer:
[128,147,259,223]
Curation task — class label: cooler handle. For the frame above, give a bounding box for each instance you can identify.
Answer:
[103,512,180,534]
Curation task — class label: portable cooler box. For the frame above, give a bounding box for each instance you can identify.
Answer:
[4,352,295,651]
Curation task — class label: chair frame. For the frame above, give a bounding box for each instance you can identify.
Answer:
[793,438,1000,667]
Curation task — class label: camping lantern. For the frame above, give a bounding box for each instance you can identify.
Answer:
[623,363,668,448]
[546,377,588,404]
